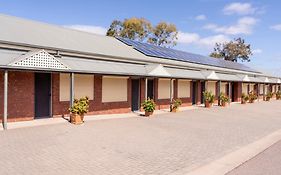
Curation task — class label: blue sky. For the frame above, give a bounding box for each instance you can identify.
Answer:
[1,0,281,75]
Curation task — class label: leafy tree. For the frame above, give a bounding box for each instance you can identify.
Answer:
[106,17,152,41]
[148,22,178,48]
[121,18,152,41]
[106,20,123,37]
[210,38,252,62]
[106,18,178,47]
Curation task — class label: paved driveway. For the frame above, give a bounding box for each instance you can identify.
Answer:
[1,101,281,175]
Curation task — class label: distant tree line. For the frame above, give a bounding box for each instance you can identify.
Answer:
[106,17,178,48]
[106,18,253,62]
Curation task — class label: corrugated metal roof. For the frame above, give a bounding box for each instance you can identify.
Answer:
[61,56,147,76]
[166,67,205,79]
[248,76,264,83]
[216,73,241,81]
[0,14,146,60]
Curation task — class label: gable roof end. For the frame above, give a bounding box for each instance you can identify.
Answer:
[9,50,70,70]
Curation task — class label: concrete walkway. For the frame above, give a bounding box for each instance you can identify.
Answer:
[0,100,281,175]
[227,139,281,175]
[1,105,199,130]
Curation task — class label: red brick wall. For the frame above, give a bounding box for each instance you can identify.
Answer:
[52,74,131,117]
[0,71,34,122]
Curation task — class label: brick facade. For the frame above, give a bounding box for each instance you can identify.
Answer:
[52,74,131,117]
[0,71,270,123]
[0,71,34,122]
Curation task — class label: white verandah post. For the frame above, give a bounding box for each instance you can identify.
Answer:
[70,73,74,108]
[228,82,231,104]
[170,79,173,112]
[3,70,8,130]
[145,78,148,100]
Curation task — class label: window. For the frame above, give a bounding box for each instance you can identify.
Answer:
[59,73,94,101]
[178,80,190,98]
[158,79,171,99]
[102,76,128,102]
[220,83,227,94]
[242,83,248,94]
[208,81,216,95]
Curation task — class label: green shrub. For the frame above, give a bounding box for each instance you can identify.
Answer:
[141,98,156,112]
[248,91,257,102]
[203,91,215,103]
[241,93,249,102]
[69,96,89,115]
[172,99,182,109]
[266,92,273,99]
[219,92,229,104]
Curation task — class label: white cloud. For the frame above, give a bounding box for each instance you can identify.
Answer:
[178,31,200,44]
[252,49,263,54]
[195,14,207,21]
[178,31,230,48]
[198,34,230,47]
[223,2,257,15]
[203,17,258,35]
[270,24,281,31]
[64,25,107,35]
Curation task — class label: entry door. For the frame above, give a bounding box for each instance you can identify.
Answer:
[192,81,197,105]
[200,82,205,104]
[131,79,140,111]
[35,73,51,118]
[231,83,235,102]
[147,80,154,100]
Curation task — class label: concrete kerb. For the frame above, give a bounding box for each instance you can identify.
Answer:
[185,128,281,175]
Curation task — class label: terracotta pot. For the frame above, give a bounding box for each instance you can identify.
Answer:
[221,102,227,107]
[171,108,179,112]
[145,111,153,117]
[205,101,212,108]
[70,114,84,125]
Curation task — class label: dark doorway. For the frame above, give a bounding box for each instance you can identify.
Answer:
[192,81,197,105]
[147,79,154,99]
[231,83,235,102]
[35,73,51,119]
[131,79,140,111]
[201,81,205,104]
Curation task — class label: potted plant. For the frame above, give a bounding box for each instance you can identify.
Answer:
[241,93,248,104]
[203,91,215,108]
[266,92,273,101]
[69,96,89,125]
[171,99,182,112]
[219,92,229,107]
[276,90,281,100]
[141,98,156,117]
[248,91,258,103]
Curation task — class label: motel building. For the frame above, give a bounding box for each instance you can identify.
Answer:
[0,14,280,129]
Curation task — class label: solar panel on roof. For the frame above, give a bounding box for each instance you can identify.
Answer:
[117,37,258,73]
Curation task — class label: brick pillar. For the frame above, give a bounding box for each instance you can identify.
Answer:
[140,78,145,103]
[237,82,242,102]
